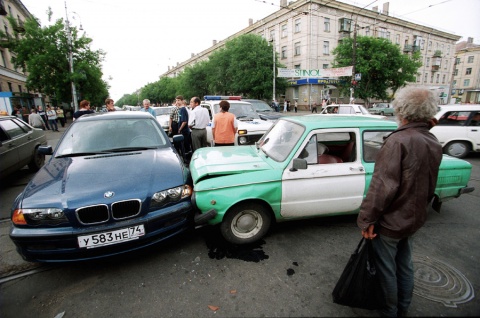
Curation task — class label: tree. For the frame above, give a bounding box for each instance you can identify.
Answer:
[1,16,109,107]
[332,36,422,102]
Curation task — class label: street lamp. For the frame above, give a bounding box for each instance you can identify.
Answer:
[269,39,276,102]
[64,1,79,112]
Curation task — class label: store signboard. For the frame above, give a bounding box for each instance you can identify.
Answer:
[278,66,353,78]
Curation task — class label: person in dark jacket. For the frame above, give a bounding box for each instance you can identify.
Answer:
[357,87,443,317]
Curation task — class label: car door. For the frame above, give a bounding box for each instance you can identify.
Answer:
[280,128,365,218]
[467,111,480,151]
[0,118,24,175]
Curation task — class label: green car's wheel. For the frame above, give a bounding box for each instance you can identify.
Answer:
[220,203,271,245]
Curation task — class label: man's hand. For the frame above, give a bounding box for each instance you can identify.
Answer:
[361,224,377,240]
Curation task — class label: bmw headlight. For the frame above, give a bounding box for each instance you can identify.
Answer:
[151,185,192,208]
[12,208,67,226]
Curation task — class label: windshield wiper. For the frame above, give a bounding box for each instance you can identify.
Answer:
[56,151,114,158]
[105,147,156,152]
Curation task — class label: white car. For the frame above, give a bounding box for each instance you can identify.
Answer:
[431,104,480,158]
[201,96,273,146]
[152,106,175,133]
[320,104,387,119]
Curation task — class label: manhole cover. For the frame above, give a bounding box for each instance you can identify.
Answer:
[413,254,475,307]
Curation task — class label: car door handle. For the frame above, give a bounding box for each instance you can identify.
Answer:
[349,166,364,172]
[471,129,478,132]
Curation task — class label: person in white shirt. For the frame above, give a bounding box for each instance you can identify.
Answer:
[46,105,59,131]
[188,96,211,151]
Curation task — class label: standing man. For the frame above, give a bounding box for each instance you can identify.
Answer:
[177,97,191,153]
[294,100,298,113]
[188,96,210,152]
[357,87,442,317]
[37,105,50,130]
[141,99,155,116]
[46,105,59,131]
[169,96,182,136]
[104,98,115,112]
[73,100,94,120]
[212,100,237,146]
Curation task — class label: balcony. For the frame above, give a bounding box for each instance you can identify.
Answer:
[13,20,25,33]
[412,45,421,52]
[433,50,442,57]
[432,65,440,72]
[403,45,413,52]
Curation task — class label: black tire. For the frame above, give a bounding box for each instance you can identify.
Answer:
[28,146,45,172]
[380,111,385,116]
[444,141,470,159]
[220,203,271,245]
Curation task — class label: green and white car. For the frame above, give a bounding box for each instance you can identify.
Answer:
[190,115,474,244]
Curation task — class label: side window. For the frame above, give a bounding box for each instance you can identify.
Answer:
[201,105,212,119]
[0,119,26,139]
[469,112,480,126]
[363,131,393,162]
[300,132,356,164]
[437,111,471,126]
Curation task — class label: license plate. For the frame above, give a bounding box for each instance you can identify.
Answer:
[78,225,145,249]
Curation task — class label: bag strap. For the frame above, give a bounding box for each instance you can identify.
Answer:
[354,237,365,254]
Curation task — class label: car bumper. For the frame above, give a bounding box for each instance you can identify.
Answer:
[10,201,192,262]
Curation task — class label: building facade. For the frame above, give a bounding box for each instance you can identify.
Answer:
[160,0,461,108]
[0,0,45,115]
[452,37,480,104]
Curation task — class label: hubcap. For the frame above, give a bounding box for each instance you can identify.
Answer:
[231,210,263,239]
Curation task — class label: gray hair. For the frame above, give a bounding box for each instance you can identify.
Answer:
[393,87,438,122]
[143,99,150,104]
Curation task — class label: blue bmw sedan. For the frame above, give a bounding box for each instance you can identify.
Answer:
[10,111,193,262]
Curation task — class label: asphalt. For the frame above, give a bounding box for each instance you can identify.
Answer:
[0,109,309,279]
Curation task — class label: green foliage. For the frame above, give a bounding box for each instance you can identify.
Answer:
[333,36,422,102]
[120,34,286,103]
[2,17,109,106]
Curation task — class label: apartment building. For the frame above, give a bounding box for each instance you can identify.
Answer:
[161,0,461,107]
[452,37,480,104]
[0,0,43,115]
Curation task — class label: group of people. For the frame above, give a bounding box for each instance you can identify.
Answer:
[16,105,67,131]
[271,99,298,113]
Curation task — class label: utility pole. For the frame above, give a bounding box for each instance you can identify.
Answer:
[350,20,357,104]
[65,1,79,112]
[272,39,276,102]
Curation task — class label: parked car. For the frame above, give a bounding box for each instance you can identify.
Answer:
[243,99,284,122]
[201,96,273,146]
[0,116,47,179]
[320,104,387,119]
[152,106,175,133]
[431,104,480,158]
[10,111,193,262]
[189,116,474,244]
[368,103,394,116]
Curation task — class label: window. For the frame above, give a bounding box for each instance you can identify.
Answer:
[281,46,287,59]
[378,27,387,39]
[455,57,461,65]
[294,64,301,69]
[466,68,472,75]
[270,30,275,41]
[294,19,301,33]
[442,74,446,84]
[468,56,474,63]
[365,26,370,36]
[428,41,432,50]
[444,59,448,70]
[363,131,394,162]
[324,18,330,32]
[454,69,458,76]
[323,64,329,69]
[386,31,390,41]
[426,57,430,67]
[339,18,352,32]
[323,41,329,55]
[0,50,6,67]
[438,111,472,126]
[281,24,287,38]
[8,82,13,91]
[424,73,428,83]
[430,74,434,83]
[463,79,470,87]
[18,85,22,93]
[453,80,457,87]
[421,39,425,50]
[301,132,357,164]
[436,74,440,83]
[294,42,301,56]
[447,45,450,55]
[395,34,400,44]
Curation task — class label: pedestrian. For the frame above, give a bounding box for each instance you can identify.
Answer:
[188,96,210,152]
[37,105,50,130]
[169,96,182,137]
[357,87,442,317]
[283,100,288,112]
[311,102,318,113]
[56,106,65,127]
[294,100,298,113]
[141,99,155,116]
[286,99,290,112]
[22,106,29,122]
[177,97,191,153]
[11,106,21,118]
[28,108,46,130]
[104,98,115,112]
[73,100,94,120]
[212,100,237,146]
[272,99,279,112]
[46,106,59,131]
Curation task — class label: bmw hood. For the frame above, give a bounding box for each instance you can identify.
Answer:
[18,149,187,208]
[189,146,271,184]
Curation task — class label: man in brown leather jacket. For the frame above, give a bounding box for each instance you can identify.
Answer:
[357,87,443,317]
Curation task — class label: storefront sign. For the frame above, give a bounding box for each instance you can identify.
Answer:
[278,66,353,78]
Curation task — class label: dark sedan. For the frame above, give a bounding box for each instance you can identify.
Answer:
[10,111,193,262]
[243,99,284,122]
